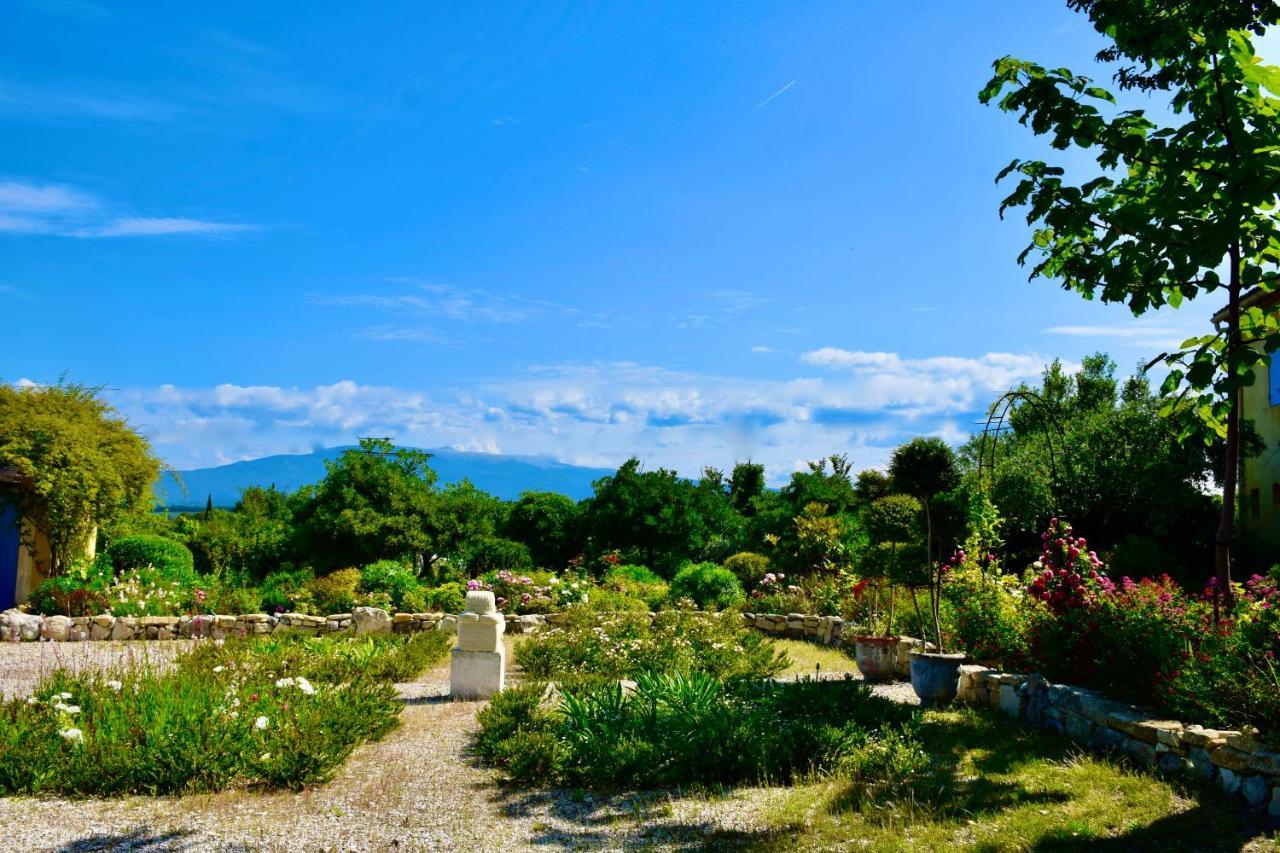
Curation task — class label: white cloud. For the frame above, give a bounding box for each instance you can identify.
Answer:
[311,281,607,333]
[110,350,1054,481]
[1043,321,1194,350]
[0,179,257,239]
[0,79,180,122]
[751,345,773,354]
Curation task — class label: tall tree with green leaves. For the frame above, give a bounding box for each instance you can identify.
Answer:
[0,382,160,573]
[980,0,1280,602]
[293,438,439,571]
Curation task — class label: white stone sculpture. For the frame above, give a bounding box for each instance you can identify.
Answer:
[450,590,506,699]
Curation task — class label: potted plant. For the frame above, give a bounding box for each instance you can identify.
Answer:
[889,438,966,704]
[853,494,923,681]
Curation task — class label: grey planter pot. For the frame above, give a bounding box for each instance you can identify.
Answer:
[908,651,966,705]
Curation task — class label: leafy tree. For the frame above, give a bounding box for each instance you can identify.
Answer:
[855,469,892,505]
[432,479,505,568]
[292,438,439,571]
[728,462,767,515]
[977,355,1221,583]
[503,491,584,569]
[0,382,159,572]
[692,467,747,563]
[980,0,1280,600]
[581,458,706,577]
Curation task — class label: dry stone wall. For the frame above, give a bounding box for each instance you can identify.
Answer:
[0,607,552,642]
[957,665,1280,817]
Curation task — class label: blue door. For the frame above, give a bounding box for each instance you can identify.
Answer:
[0,502,18,610]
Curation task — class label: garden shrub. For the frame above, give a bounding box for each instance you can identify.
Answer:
[104,535,195,581]
[304,568,362,614]
[405,581,466,614]
[722,551,771,591]
[603,564,669,610]
[0,636,412,795]
[944,565,1029,669]
[475,672,920,789]
[514,601,786,690]
[26,558,114,616]
[259,568,314,614]
[180,631,451,684]
[359,560,423,611]
[670,561,745,610]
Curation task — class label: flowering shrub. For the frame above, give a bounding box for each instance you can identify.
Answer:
[514,600,787,690]
[481,569,557,614]
[944,563,1029,669]
[0,635,415,795]
[1025,517,1109,613]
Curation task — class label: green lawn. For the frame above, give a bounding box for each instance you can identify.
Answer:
[748,707,1279,851]
[773,638,861,678]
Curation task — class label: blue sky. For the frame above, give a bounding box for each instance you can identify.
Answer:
[0,1,1237,480]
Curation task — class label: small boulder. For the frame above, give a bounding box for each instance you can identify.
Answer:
[352,606,392,635]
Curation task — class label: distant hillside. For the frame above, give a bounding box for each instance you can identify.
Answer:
[156,446,613,508]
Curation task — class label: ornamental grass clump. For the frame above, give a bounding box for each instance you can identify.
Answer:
[0,639,405,796]
[475,671,921,789]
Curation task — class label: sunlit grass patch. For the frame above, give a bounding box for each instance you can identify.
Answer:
[757,706,1276,851]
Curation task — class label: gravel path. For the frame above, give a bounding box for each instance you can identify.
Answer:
[0,641,912,852]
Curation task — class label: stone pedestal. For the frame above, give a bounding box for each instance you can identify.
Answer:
[450,646,506,699]
[449,590,506,699]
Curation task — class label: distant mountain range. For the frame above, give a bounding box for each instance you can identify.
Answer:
[156,446,614,508]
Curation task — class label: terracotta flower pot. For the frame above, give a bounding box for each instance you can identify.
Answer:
[853,635,898,682]
[908,651,966,705]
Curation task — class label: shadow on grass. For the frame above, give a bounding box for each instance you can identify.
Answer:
[484,783,776,849]
[54,828,201,852]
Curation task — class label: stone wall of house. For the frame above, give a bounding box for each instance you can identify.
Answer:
[956,664,1280,817]
[0,607,551,642]
[742,611,931,678]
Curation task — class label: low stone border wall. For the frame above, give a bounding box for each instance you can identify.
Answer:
[742,612,930,678]
[957,664,1280,816]
[0,607,551,642]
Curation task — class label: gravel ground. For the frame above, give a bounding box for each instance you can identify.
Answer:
[0,640,913,852]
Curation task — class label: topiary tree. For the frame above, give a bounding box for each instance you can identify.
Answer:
[864,494,925,636]
[889,438,961,649]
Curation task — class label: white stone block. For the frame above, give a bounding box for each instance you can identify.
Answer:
[457,611,504,652]
[465,590,497,614]
[450,647,505,699]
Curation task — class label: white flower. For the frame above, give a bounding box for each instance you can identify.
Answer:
[296,677,315,696]
[58,692,73,700]
[59,728,83,743]
[212,666,225,674]
[275,677,295,689]
[104,680,123,692]
[254,715,269,730]
[259,752,271,760]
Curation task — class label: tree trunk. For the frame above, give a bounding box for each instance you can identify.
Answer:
[909,586,928,641]
[1216,243,1241,612]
